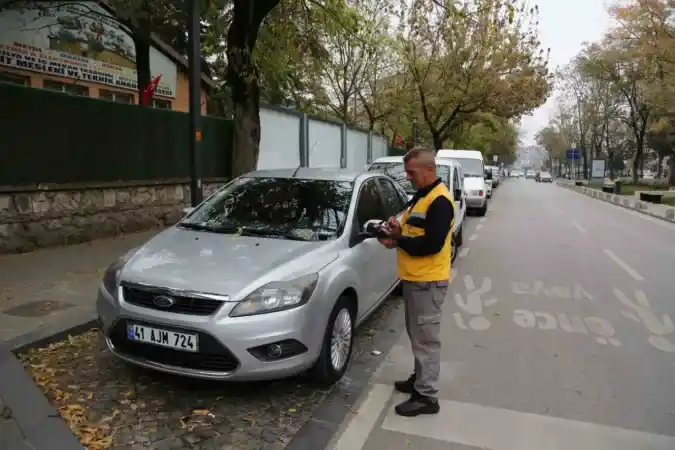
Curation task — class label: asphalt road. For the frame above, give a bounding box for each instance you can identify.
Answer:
[338,178,675,450]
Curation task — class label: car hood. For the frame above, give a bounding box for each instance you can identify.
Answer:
[119,227,336,297]
[464,176,486,191]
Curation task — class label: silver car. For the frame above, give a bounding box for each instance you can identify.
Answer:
[97,168,404,384]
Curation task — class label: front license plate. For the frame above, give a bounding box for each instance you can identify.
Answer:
[127,323,198,352]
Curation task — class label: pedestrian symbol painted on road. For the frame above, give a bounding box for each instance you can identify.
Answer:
[453,276,498,331]
[615,288,675,352]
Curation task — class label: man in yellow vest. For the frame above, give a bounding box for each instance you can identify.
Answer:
[378,147,453,417]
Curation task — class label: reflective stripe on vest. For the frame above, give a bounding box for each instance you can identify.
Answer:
[397,183,454,282]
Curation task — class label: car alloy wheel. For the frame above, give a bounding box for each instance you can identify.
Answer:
[330,308,352,372]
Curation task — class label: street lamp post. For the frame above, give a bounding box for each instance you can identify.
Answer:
[187,0,202,207]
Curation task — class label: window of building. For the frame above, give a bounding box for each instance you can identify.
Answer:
[99,89,134,104]
[0,71,30,86]
[152,98,171,109]
[43,80,89,97]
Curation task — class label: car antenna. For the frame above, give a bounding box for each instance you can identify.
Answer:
[292,141,319,178]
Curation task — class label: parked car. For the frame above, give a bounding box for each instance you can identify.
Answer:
[437,149,490,216]
[526,170,536,179]
[539,171,553,183]
[367,156,467,262]
[485,165,501,188]
[97,168,408,385]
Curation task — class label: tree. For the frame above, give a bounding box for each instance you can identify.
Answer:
[397,0,550,149]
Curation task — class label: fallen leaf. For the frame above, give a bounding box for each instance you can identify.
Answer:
[192,409,210,415]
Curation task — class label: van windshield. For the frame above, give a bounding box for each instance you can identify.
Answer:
[448,158,483,177]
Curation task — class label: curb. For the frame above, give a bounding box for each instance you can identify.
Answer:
[556,181,675,223]
[7,310,99,354]
[0,316,100,450]
[285,300,405,450]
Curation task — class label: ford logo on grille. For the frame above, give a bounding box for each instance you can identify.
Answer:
[153,295,175,308]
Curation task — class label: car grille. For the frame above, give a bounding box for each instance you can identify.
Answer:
[108,319,240,373]
[122,286,223,316]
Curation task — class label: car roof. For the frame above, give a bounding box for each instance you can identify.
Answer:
[436,149,483,160]
[371,156,459,168]
[246,167,364,182]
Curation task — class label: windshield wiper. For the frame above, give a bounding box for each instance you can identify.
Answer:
[178,222,239,234]
[240,227,313,241]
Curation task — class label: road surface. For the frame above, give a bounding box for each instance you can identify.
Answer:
[332,178,675,450]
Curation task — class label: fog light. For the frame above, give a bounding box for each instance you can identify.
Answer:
[267,344,283,359]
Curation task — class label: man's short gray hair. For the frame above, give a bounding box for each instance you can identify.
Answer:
[403,147,436,167]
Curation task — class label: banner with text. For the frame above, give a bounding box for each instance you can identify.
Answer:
[0,1,176,97]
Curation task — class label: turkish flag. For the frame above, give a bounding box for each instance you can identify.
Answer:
[141,74,163,105]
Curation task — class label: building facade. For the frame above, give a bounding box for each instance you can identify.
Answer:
[0,1,215,113]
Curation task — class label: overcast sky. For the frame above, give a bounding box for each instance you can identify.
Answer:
[518,0,615,145]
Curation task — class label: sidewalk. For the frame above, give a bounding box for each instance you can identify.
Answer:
[557,181,675,223]
[0,229,160,349]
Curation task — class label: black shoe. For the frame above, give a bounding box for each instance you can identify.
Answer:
[394,374,416,394]
[394,393,440,417]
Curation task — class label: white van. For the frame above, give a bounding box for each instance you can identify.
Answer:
[366,156,467,262]
[436,149,490,216]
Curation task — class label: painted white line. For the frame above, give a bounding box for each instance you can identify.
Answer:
[572,222,586,233]
[476,224,484,230]
[468,234,478,241]
[458,247,470,258]
[603,249,644,281]
[331,383,392,450]
[381,398,675,450]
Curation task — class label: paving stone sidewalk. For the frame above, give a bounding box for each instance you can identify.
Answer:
[0,230,161,450]
[0,229,160,349]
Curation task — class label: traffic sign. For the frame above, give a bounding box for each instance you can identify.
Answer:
[493,155,498,162]
[566,148,582,161]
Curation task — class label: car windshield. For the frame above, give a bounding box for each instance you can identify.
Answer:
[448,158,484,177]
[368,161,450,193]
[180,177,354,241]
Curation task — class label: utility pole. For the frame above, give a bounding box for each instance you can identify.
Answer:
[187,0,202,206]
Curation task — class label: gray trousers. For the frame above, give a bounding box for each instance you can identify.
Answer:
[402,280,448,398]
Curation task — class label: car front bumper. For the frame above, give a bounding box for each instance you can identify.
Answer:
[97,283,324,381]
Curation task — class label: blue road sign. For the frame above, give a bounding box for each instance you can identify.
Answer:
[566,148,582,161]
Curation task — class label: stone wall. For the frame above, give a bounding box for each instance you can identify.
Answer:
[0,179,227,254]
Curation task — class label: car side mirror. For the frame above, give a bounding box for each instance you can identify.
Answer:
[454,189,462,202]
[182,206,195,216]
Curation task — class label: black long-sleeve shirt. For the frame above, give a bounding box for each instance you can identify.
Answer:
[397,179,454,257]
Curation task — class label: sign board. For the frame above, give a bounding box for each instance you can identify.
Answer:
[566,148,582,161]
[493,155,498,162]
[591,159,605,178]
[0,1,177,97]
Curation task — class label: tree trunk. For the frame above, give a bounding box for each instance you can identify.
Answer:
[632,157,639,184]
[432,133,443,150]
[226,0,281,176]
[668,155,675,187]
[657,155,664,178]
[133,28,152,105]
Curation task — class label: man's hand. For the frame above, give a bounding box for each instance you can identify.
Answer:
[385,217,402,237]
[378,237,397,249]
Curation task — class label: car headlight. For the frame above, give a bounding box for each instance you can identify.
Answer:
[102,247,138,297]
[230,274,319,317]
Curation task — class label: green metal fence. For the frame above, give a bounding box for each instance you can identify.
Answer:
[0,83,233,186]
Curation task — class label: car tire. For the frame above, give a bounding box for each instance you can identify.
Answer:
[311,296,355,386]
[476,202,488,217]
[455,223,464,246]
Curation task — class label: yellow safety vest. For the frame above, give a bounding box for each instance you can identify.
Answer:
[397,182,454,282]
